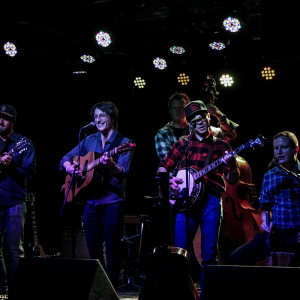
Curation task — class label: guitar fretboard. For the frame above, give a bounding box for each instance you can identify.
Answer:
[194,138,262,181]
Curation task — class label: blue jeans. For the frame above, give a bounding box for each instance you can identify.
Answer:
[0,203,26,291]
[174,190,222,291]
[82,202,124,290]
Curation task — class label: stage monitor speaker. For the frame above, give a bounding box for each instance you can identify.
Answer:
[9,258,120,300]
[202,264,300,300]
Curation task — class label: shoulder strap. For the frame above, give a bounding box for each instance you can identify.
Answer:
[107,131,124,153]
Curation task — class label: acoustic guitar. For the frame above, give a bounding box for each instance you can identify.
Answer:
[64,142,136,202]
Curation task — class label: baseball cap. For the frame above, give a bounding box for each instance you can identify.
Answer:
[0,104,17,120]
[184,100,208,122]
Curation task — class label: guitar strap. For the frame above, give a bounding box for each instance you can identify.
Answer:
[105,132,125,155]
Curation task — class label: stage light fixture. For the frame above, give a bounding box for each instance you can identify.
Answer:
[177,73,190,85]
[223,17,241,32]
[209,42,226,50]
[80,55,95,63]
[153,57,167,70]
[3,42,17,57]
[169,46,186,54]
[261,67,275,80]
[220,74,234,87]
[73,71,87,74]
[134,77,146,88]
[95,31,111,47]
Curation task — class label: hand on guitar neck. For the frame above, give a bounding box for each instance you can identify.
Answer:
[64,142,136,202]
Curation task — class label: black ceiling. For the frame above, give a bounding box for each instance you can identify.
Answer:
[1,0,299,88]
[1,0,285,82]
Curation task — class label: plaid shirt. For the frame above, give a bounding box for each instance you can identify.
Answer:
[155,121,237,161]
[158,133,232,192]
[259,160,300,230]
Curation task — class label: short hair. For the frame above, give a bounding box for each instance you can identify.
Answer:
[90,101,118,128]
[273,131,299,148]
[168,92,190,110]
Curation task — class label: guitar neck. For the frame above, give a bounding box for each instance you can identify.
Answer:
[86,148,116,172]
[194,144,248,181]
[30,202,41,248]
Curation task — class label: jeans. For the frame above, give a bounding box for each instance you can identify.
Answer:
[82,202,124,290]
[174,190,222,292]
[0,203,26,291]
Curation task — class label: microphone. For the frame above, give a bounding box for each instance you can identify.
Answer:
[81,122,96,130]
[268,157,278,169]
[190,115,202,124]
[0,125,3,132]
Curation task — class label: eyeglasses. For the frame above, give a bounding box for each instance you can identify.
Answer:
[94,113,108,120]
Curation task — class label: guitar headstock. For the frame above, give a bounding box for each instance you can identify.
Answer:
[116,142,136,154]
[10,138,30,156]
[249,134,269,149]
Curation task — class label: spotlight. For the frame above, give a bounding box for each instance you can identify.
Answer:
[134,77,146,89]
[261,67,275,80]
[80,55,95,63]
[3,42,17,57]
[169,46,186,54]
[209,42,226,51]
[220,74,234,87]
[223,17,241,32]
[73,71,87,74]
[177,73,190,85]
[95,31,111,47]
[153,57,167,70]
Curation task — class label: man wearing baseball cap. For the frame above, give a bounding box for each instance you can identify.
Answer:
[157,100,240,297]
[0,104,36,296]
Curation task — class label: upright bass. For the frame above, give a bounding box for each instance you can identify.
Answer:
[193,75,263,264]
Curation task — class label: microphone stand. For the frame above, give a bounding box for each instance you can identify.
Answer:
[184,124,195,253]
[274,163,300,181]
[60,127,88,259]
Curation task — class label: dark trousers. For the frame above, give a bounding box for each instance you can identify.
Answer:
[82,202,124,289]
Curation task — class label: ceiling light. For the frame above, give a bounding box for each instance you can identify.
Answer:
[223,17,241,32]
[261,67,275,80]
[169,46,186,54]
[3,42,17,57]
[134,77,146,88]
[95,31,111,47]
[209,42,226,51]
[80,55,95,63]
[220,74,234,87]
[153,57,167,70]
[177,73,190,85]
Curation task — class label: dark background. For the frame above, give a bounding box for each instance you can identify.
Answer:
[1,0,300,255]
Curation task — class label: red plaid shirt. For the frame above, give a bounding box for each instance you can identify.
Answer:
[158,132,232,192]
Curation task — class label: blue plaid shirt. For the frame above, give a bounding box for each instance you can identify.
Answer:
[259,160,300,230]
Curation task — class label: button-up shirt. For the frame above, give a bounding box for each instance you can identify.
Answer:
[0,133,36,205]
[59,130,133,205]
[259,160,300,230]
